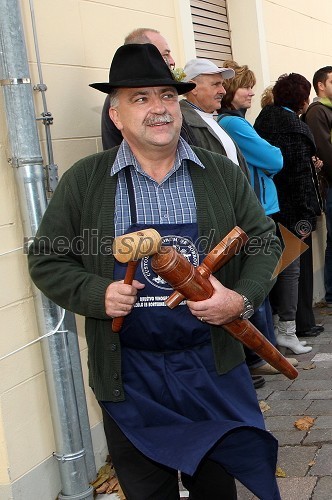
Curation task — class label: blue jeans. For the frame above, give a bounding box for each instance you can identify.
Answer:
[325,187,332,303]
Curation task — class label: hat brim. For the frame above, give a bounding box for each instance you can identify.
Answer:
[218,68,235,79]
[183,67,235,82]
[89,79,195,95]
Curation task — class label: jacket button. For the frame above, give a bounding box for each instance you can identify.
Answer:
[111,344,117,351]
[113,372,119,380]
[113,389,120,397]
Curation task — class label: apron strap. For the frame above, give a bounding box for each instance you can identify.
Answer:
[125,167,137,224]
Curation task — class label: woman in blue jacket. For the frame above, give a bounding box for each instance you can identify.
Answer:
[218,61,283,216]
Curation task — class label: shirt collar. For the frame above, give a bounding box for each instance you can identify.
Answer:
[185,100,206,113]
[185,99,221,120]
[111,136,205,176]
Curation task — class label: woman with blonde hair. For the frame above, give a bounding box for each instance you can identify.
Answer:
[260,85,274,108]
[218,61,282,216]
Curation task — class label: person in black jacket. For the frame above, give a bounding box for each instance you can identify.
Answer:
[260,86,324,339]
[255,73,322,354]
[303,66,332,307]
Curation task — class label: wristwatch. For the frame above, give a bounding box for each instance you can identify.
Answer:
[239,295,254,320]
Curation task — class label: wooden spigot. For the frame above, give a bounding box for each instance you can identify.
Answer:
[112,228,162,332]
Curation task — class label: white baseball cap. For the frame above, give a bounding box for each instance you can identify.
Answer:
[183,58,235,82]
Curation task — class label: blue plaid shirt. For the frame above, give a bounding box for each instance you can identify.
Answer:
[111,137,205,236]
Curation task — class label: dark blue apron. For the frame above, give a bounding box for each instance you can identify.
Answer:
[101,170,280,499]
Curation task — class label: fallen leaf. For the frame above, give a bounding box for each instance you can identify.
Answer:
[320,310,332,315]
[95,481,110,494]
[276,466,286,477]
[259,401,271,413]
[91,473,110,488]
[294,416,315,431]
[118,488,126,500]
[315,301,327,308]
[303,363,316,370]
[91,460,126,498]
[106,477,119,493]
[308,460,316,466]
[98,463,113,476]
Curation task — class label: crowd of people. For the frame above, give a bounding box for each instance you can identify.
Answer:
[27,27,332,500]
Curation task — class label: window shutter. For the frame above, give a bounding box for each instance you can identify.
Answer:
[190,0,232,66]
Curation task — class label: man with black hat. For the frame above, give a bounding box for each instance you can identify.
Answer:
[29,43,281,500]
[101,27,198,150]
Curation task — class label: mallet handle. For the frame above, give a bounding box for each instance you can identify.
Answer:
[112,260,139,333]
[223,319,298,380]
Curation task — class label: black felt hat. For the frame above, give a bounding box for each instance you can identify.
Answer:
[89,43,195,95]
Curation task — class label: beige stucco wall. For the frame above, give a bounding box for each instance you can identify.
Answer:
[227,0,332,118]
[1,0,331,496]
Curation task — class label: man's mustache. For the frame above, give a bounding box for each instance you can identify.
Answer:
[145,114,174,126]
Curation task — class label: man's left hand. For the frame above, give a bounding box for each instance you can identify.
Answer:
[187,275,244,325]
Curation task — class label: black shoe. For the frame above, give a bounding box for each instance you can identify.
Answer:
[311,325,324,333]
[297,325,324,337]
[251,375,266,389]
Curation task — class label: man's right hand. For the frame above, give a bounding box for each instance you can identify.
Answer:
[105,280,145,317]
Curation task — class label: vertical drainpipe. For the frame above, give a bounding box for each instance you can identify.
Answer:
[0,1,95,498]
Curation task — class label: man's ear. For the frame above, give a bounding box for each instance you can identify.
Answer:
[317,81,325,94]
[109,108,123,131]
[190,81,198,96]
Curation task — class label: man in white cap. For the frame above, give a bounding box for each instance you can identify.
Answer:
[180,58,249,177]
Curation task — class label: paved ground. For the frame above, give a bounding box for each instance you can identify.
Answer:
[237,303,332,500]
[96,304,332,500]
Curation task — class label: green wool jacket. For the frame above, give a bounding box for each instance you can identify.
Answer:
[28,146,280,402]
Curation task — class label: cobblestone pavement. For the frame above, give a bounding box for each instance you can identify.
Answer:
[237,304,332,500]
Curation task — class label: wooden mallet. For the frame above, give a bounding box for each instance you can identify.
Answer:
[151,227,298,380]
[112,228,162,332]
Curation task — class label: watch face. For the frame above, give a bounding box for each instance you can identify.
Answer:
[242,308,254,320]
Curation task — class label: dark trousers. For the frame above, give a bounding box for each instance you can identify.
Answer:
[296,233,316,331]
[245,297,276,367]
[270,217,301,322]
[270,256,301,321]
[101,406,237,500]
[324,187,332,302]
